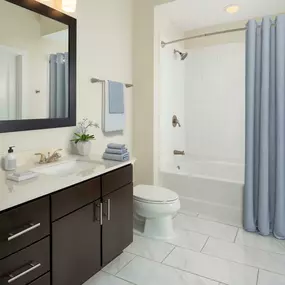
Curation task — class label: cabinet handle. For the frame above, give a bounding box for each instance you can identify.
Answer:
[95,203,103,225]
[97,203,103,225]
[8,223,41,241]
[107,199,111,221]
[8,262,41,283]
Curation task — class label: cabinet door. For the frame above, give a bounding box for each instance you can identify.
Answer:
[52,201,101,285]
[102,183,133,266]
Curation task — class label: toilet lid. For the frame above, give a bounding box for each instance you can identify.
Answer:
[134,185,178,203]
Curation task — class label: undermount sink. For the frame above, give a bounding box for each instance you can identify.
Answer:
[31,159,103,176]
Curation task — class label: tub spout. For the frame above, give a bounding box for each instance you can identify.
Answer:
[174,150,185,155]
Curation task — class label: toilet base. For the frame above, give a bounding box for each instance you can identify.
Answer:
[143,215,176,240]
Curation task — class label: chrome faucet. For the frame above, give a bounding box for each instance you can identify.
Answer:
[173,150,185,155]
[35,149,62,164]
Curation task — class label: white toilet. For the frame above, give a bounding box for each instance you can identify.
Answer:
[133,185,180,240]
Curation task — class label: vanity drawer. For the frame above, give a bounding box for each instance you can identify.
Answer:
[29,272,50,285]
[0,197,50,260]
[51,177,101,221]
[0,237,50,285]
[102,164,133,196]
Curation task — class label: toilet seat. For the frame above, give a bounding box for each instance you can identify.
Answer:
[134,185,178,204]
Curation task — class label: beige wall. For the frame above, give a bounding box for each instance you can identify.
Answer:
[0,0,133,165]
[132,0,169,185]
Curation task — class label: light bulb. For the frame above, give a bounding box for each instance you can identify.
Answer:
[225,4,240,14]
[62,0,76,13]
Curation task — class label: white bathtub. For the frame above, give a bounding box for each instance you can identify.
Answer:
[159,156,244,226]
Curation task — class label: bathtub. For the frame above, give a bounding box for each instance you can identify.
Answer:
[159,156,244,226]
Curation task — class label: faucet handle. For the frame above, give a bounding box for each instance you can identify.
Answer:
[35,153,47,164]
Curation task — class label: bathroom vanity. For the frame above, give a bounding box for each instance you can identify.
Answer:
[0,0,134,283]
[0,161,134,285]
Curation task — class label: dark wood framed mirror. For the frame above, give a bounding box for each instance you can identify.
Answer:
[0,0,76,133]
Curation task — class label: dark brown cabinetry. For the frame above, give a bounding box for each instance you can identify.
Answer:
[29,273,50,285]
[0,197,50,260]
[0,238,50,285]
[102,183,133,266]
[0,164,133,285]
[52,201,101,285]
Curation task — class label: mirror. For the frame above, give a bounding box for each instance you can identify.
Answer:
[0,0,76,133]
[0,0,69,120]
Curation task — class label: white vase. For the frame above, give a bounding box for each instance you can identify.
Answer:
[76,141,92,156]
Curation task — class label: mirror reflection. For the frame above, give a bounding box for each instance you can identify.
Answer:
[0,0,69,120]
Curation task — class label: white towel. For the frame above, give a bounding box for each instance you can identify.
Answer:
[102,80,125,132]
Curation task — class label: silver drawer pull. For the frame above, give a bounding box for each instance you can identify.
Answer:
[8,262,41,283]
[8,223,41,241]
[96,203,103,225]
[107,199,111,221]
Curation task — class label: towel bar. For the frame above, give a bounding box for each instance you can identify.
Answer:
[91,78,133,88]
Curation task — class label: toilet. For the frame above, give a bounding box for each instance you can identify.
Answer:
[133,185,180,240]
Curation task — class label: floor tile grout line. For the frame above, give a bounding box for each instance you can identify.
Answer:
[135,255,226,285]
[200,249,285,275]
[166,244,265,272]
[162,256,258,285]
[124,247,266,284]
[178,211,242,229]
[115,274,137,285]
[261,268,285,276]
[256,269,260,285]
[172,225,236,244]
[233,228,239,243]
[114,254,137,276]
[200,236,210,252]
[160,246,176,263]
[208,235,285,257]
[128,235,285,276]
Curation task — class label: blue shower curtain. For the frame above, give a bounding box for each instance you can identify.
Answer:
[244,15,285,239]
[49,53,69,118]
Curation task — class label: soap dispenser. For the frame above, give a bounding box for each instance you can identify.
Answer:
[4,146,16,171]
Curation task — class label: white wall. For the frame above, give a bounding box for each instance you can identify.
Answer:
[0,0,133,164]
[154,7,185,174]
[185,41,245,165]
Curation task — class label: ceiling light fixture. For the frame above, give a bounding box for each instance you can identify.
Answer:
[225,4,240,14]
[62,0,76,13]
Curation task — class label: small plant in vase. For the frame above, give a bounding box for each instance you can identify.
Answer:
[71,119,99,156]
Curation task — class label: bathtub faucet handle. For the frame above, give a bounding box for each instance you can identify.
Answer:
[174,150,185,155]
[172,115,181,128]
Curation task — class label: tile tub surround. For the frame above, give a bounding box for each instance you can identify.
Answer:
[0,155,135,212]
[86,211,285,285]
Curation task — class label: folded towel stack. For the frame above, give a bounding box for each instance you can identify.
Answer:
[103,143,130,162]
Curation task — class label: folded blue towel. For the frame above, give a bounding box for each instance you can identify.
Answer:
[105,148,128,155]
[107,143,126,150]
[103,152,129,162]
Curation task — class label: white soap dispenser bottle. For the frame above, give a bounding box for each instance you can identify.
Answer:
[4,146,16,171]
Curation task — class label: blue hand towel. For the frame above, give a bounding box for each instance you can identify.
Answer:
[105,148,128,155]
[109,81,124,114]
[103,152,129,162]
[107,143,126,149]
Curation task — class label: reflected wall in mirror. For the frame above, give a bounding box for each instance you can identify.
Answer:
[0,0,69,120]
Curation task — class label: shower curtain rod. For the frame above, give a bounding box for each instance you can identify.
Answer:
[161,27,246,48]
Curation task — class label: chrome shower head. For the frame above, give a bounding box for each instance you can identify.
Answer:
[174,49,188,61]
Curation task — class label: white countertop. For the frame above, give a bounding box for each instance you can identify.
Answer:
[0,155,135,212]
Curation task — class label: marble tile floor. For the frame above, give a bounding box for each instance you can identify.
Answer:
[84,212,285,285]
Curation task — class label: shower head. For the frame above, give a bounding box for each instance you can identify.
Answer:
[174,49,188,60]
